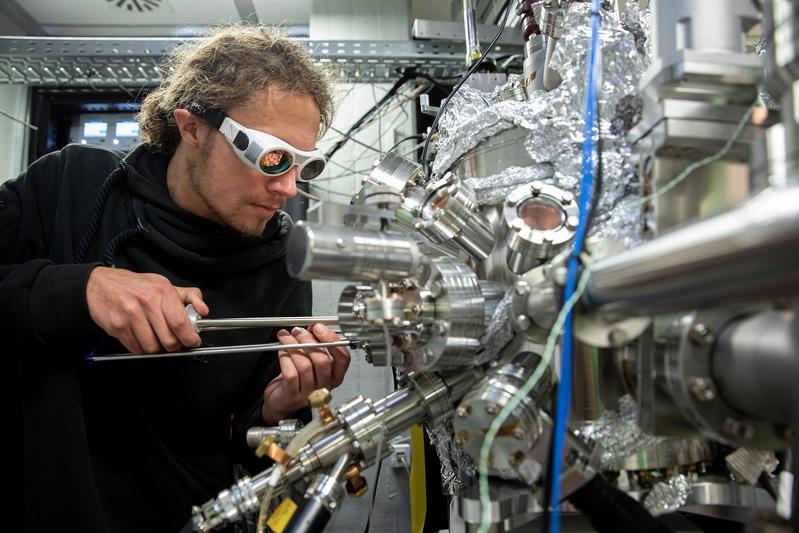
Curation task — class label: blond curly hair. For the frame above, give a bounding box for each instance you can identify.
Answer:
[138,25,335,154]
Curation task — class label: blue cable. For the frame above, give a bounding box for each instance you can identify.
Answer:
[549,1,601,532]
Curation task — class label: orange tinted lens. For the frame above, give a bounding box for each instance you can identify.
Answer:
[259,150,293,174]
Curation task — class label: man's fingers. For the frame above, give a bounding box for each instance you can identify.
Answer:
[129,313,162,354]
[176,286,208,316]
[162,295,201,348]
[311,323,350,387]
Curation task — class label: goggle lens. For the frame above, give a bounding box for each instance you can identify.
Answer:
[259,150,293,174]
[300,159,325,181]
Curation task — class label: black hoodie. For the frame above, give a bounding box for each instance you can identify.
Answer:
[0,143,311,533]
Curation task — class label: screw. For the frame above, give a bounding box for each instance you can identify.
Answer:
[690,323,714,347]
[336,238,347,249]
[531,181,544,195]
[454,430,470,446]
[516,314,532,330]
[561,191,575,204]
[511,218,525,231]
[512,427,526,440]
[566,215,580,229]
[456,404,472,419]
[723,417,754,441]
[485,402,500,416]
[515,281,530,296]
[509,451,525,467]
[689,377,716,402]
[608,328,628,347]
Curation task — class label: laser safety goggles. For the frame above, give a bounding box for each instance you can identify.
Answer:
[186,101,327,181]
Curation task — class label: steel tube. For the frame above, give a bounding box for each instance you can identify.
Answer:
[87,339,356,362]
[712,309,798,425]
[286,221,422,282]
[195,315,339,332]
[463,0,481,64]
[583,187,799,317]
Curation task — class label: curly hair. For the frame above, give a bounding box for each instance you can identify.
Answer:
[138,25,336,154]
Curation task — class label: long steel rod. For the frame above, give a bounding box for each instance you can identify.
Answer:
[86,340,357,362]
[582,186,799,317]
[194,315,339,332]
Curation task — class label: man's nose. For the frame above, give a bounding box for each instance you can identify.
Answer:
[269,167,298,198]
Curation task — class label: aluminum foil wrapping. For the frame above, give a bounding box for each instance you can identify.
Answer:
[474,288,515,365]
[426,417,477,494]
[431,3,652,248]
[643,474,693,516]
[578,394,664,470]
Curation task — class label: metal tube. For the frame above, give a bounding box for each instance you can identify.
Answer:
[583,187,799,317]
[195,315,339,332]
[286,221,422,282]
[86,339,356,362]
[712,309,798,425]
[463,0,481,65]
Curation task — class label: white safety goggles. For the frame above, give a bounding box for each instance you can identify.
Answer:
[187,101,327,182]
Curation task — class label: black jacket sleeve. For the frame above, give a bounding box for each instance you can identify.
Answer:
[0,152,102,349]
[231,277,313,474]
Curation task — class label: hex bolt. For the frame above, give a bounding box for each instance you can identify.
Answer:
[561,191,575,204]
[531,181,544,195]
[566,215,580,229]
[516,314,532,330]
[485,402,500,416]
[454,430,470,446]
[515,281,530,296]
[688,377,716,402]
[608,328,628,347]
[456,404,472,419]
[690,323,714,347]
[512,427,526,440]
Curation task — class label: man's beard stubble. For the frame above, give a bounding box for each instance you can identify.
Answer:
[187,150,281,238]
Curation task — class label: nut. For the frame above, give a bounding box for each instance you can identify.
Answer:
[456,404,472,419]
[308,388,332,408]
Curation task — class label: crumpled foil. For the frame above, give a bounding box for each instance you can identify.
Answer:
[431,3,651,248]
[643,474,693,516]
[464,164,554,205]
[474,288,515,365]
[425,417,477,494]
[578,394,664,470]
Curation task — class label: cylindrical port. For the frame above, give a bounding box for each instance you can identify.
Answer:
[415,176,495,261]
[287,221,422,282]
[502,181,579,274]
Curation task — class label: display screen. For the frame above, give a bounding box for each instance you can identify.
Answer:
[115,120,139,137]
[83,121,108,137]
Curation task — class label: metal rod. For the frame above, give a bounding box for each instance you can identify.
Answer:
[582,186,799,317]
[86,339,357,362]
[463,0,481,65]
[194,315,339,332]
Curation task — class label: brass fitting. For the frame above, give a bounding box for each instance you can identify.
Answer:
[346,473,368,497]
[308,388,336,424]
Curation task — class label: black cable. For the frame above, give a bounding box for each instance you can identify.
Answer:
[329,126,383,154]
[419,0,515,178]
[385,134,424,155]
[568,474,673,533]
[325,69,415,160]
[362,458,383,533]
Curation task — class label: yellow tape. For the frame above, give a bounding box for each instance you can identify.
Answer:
[266,498,298,533]
[409,425,427,533]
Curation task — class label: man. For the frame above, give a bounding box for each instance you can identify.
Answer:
[1,26,349,532]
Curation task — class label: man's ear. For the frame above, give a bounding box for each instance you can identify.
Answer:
[173,108,207,148]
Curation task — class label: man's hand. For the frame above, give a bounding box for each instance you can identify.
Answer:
[86,266,209,354]
[261,323,351,424]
